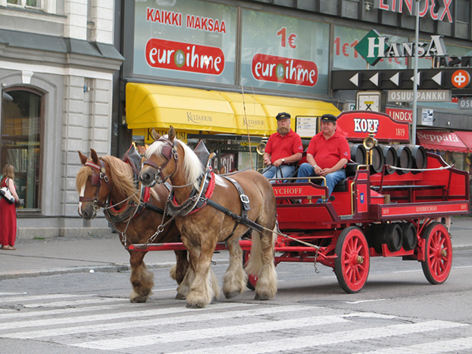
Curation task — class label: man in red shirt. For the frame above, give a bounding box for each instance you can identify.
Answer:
[263,112,303,182]
[297,113,350,200]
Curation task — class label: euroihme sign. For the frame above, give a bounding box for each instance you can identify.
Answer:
[374,0,453,23]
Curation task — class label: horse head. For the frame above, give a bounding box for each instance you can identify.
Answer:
[76,149,113,219]
[139,127,179,187]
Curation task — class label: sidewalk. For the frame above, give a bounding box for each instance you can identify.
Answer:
[0,216,471,280]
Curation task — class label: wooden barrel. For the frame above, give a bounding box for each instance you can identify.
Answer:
[406,144,428,174]
[369,145,384,175]
[393,144,412,175]
[349,143,366,164]
[379,144,397,175]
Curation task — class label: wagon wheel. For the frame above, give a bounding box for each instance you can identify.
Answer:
[421,222,452,285]
[334,226,370,293]
[242,250,258,291]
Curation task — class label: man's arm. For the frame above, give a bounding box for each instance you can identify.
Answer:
[306,154,323,175]
[263,152,272,166]
[319,158,348,176]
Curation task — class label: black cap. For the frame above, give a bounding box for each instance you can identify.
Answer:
[276,112,291,120]
[321,114,337,123]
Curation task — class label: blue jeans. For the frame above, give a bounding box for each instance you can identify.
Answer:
[297,163,346,199]
[263,165,297,183]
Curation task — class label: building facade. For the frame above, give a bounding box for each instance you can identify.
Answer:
[117,0,472,174]
[0,0,123,238]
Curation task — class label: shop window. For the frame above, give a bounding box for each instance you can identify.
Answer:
[1,89,43,211]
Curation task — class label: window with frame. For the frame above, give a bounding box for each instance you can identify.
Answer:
[7,0,41,9]
[1,89,43,210]
[456,0,470,23]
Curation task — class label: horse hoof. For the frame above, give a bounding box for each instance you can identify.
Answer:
[254,293,270,301]
[224,291,240,299]
[130,295,148,303]
[175,293,187,300]
[186,301,207,309]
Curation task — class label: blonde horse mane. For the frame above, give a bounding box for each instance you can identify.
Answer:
[146,138,203,189]
[76,155,140,204]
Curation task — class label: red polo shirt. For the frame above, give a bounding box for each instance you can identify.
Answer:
[307,130,350,169]
[265,129,303,163]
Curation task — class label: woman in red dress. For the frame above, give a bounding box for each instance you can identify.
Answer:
[0,164,19,250]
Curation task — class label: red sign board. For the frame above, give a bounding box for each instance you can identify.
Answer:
[416,130,468,152]
[252,54,318,87]
[145,38,225,75]
[336,111,410,143]
[385,108,413,124]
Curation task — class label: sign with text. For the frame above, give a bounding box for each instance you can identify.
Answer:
[374,0,453,23]
[458,98,472,110]
[385,108,413,123]
[336,111,410,143]
[422,109,434,126]
[387,90,451,102]
[133,0,237,84]
[241,9,329,95]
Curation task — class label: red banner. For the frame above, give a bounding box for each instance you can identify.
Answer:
[252,54,318,87]
[145,39,224,75]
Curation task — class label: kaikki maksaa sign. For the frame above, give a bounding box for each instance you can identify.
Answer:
[355,29,447,66]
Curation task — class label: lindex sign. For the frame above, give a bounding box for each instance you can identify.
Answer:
[355,29,447,66]
[331,68,472,91]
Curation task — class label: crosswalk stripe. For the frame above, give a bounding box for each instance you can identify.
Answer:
[0,294,86,303]
[354,337,472,354]
[0,301,251,331]
[171,321,468,354]
[0,297,126,316]
[0,303,143,321]
[1,304,316,339]
[73,314,349,350]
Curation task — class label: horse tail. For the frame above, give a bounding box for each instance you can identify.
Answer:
[244,225,276,278]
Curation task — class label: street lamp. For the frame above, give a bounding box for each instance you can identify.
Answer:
[411,0,421,144]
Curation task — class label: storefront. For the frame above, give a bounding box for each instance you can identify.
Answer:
[416,130,472,173]
[119,0,348,167]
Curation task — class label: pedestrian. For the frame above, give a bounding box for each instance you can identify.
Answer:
[0,164,20,250]
[262,112,303,183]
[296,114,350,201]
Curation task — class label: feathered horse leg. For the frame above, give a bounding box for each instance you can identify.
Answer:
[223,236,247,299]
[129,250,154,303]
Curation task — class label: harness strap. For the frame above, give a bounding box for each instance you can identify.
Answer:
[206,199,263,233]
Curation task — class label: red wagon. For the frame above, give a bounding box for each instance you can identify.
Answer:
[130,111,470,293]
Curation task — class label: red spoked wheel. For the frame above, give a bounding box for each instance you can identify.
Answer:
[421,222,452,285]
[334,226,370,293]
[242,250,258,291]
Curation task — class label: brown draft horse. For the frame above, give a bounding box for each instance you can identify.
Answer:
[139,127,277,308]
[76,149,189,303]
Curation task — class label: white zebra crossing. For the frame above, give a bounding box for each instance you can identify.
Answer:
[0,293,470,354]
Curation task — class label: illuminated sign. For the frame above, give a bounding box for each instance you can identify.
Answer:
[374,0,453,23]
[355,30,447,66]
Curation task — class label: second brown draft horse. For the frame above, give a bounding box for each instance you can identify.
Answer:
[139,127,277,308]
[76,149,189,303]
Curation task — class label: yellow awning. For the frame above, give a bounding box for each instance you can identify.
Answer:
[219,92,275,136]
[126,83,340,136]
[126,83,238,133]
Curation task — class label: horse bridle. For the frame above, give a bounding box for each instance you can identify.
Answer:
[143,137,179,184]
[79,159,112,211]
